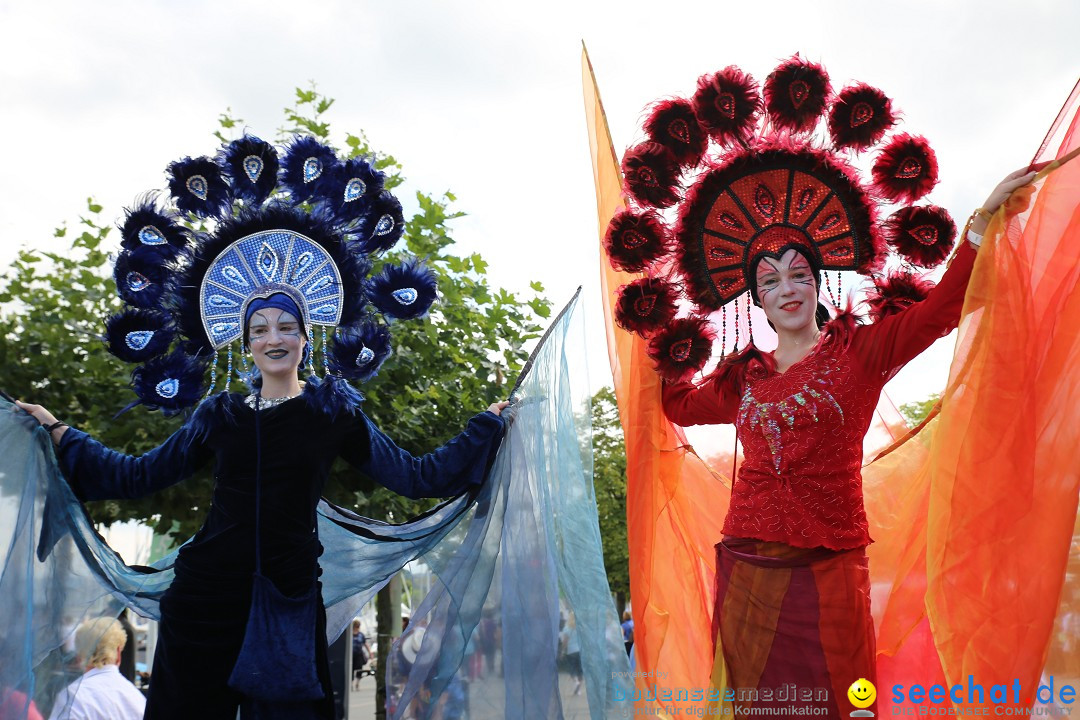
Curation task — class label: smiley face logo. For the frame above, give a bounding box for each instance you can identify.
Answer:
[847,678,876,709]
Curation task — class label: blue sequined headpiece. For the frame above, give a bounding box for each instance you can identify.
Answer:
[104,134,439,414]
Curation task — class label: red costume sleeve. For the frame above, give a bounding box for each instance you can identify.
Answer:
[661,370,741,426]
[853,241,978,380]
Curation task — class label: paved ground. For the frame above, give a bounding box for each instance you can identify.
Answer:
[347,670,595,719]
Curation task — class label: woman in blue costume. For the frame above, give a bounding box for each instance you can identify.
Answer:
[12,134,508,719]
[17,295,505,719]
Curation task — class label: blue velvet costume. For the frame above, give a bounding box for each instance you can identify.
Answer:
[55,383,503,719]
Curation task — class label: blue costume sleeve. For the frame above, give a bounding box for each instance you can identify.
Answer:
[55,410,213,501]
[343,411,504,500]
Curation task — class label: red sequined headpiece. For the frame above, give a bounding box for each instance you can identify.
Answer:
[605,55,957,382]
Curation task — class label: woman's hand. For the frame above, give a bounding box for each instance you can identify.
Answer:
[13,400,68,444]
[973,167,1039,234]
[486,401,511,417]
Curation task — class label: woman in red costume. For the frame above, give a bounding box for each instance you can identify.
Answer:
[602,56,1043,717]
[660,168,1032,717]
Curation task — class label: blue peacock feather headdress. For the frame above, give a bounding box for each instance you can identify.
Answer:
[105,134,434,414]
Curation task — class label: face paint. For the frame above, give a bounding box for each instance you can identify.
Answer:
[248,308,306,379]
[755,249,819,334]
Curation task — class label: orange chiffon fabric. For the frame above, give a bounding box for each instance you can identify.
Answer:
[584,45,1080,714]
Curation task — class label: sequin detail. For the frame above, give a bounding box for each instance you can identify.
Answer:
[850,102,873,127]
[257,243,279,282]
[737,362,845,473]
[291,252,314,282]
[243,155,263,183]
[138,226,167,246]
[186,175,208,200]
[211,321,240,336]
[155,378,179,399]
[392,288,418,305]
[789,80,809,108]
[895,158,922,179]
[223,266,249,288]
[344,178,366,203]
[125,330,154,350]
[209,294,239,308]
[667,118,690,144]
[306,276,332,295]
[126,272,150,292]
[356,347,375,366]
[909,224,938,245]
[375,215,395,236]
[302,157,321,184]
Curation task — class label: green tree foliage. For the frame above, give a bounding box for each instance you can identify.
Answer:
[590,387,630,615]
[899,392,941,428]
[0,85,551,536]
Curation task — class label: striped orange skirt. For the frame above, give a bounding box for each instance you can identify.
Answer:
[711,538,877,718]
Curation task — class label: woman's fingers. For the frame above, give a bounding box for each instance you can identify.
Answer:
[1004,170,1038,190]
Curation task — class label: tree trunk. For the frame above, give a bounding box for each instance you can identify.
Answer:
[375,574,403,720]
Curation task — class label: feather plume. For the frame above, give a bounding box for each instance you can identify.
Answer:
[322,158,385,224]
[328,320,392,382]
[604,208,671,273]
[303,374,364,419]
[119,199,189,257]
[279,136,339,202]
[647,315,716,384]
[882,205,956,268]
[691,66,761,147]
[367,258,438,320]
[621,142,681,208]
[865,269,935,322]
[871,133,939,203]
[113,248,170,309]
[105,309,174,363]
[644,98,707,168]
[222,136,279,205]
[351,192,404,254]
[131,349,207,414]
[166,156,230,218]
[827,84,895,151]
[614,277,679,336]
[763,56,832,133]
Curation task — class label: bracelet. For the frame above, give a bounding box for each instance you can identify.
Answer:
[42,420,68,434]
[974,207,994,222]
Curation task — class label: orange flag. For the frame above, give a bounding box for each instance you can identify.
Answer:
[582,44,727,713]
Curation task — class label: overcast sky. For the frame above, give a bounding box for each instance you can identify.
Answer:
[2,0,1078,407]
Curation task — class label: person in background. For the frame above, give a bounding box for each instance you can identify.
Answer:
[48,617,145,720]
[351,620,370,690]
[620,611,633,657]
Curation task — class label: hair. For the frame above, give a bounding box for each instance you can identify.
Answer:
[75,617,126,670]
[622,611,632,622]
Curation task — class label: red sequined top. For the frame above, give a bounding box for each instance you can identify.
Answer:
[662,242,977,550]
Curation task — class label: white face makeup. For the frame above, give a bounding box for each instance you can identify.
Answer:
[247,308,305,380]
[755,249,819,335]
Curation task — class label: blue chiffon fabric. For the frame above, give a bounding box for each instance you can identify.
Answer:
[0,291,633,719]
